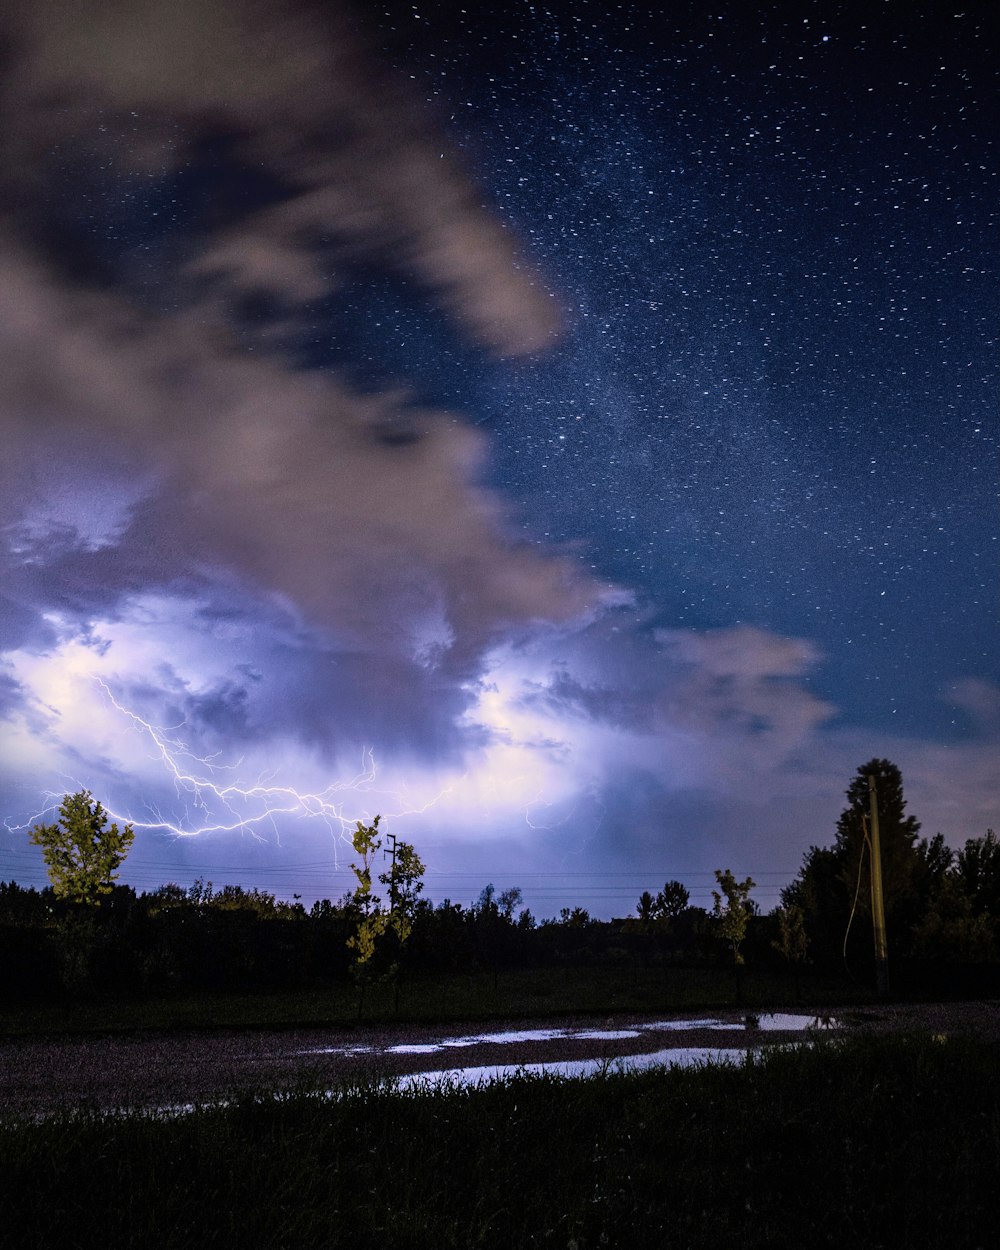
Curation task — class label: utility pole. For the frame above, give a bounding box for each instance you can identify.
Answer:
[867,774,890,998]
[383,832,398,917]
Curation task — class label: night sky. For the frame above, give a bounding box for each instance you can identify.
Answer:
[1,0,997,917]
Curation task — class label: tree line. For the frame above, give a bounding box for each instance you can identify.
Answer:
[6,758,1000,1002]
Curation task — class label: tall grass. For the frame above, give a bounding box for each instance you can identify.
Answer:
[3,1033,998,1248]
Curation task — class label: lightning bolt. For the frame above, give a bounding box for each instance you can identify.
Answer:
[11,680,455,858]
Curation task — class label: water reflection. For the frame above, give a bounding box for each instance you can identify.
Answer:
[298,1013,837,1057]
[397,1047,751,1090]
[146,1047,753,1118]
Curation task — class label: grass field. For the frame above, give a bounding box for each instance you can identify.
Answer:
[0,965,868,1037]
[3,1032,998,1249]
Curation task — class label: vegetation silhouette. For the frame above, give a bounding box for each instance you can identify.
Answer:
[7,767,1000,1006]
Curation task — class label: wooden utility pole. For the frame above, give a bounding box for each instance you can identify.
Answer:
[867,774,890,997]
[383,832,399,916]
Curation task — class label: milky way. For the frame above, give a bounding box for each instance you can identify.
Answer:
[362,0,999,733]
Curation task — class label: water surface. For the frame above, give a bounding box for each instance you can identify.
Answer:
[298,1013,837,1057]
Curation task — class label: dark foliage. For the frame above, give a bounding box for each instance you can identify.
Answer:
[783,759,1000,985]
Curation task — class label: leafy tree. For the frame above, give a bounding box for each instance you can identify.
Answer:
[345,817,426,1012]
[346,817,389,974]
[29,791,134,906]
[475,883,497,915]
[471,883,525,987]
[0,880,50,925]
[711,869,756,968]
[379,839,426,946]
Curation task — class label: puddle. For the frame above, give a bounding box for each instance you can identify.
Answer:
[472,1029,567,1045]
[750,1013,838,1031]
[129,1047,748,1119]
[572,1029,642,1041]
[298,1013,837,1058]
[643,1018,745,1032]
[397,1047,751,1090]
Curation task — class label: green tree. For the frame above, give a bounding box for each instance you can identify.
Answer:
[711,869,756,966]
[379,834,426,1011]
[379,838,426,946]
[29,791,134,906]
[346,817,426,1013]
[346,817,389,975]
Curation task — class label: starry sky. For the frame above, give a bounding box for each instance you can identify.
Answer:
[1,0,997,917]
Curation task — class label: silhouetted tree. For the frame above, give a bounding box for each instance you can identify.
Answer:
[834,759,923,942]
[957,829,1000,917]
[636,891,656,924]
[559,906,591,927]
[656,880,690,919]
[771,903,809,996]
[911,873,998,964]
[786,759,939,969]
[782,844,849,967]
[471,883,525,988]
[497,886,523,922]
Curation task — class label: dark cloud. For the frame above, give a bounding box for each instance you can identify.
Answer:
[518,666,656,733]
[3,0,561,356]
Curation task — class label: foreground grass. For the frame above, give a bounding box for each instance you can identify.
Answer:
[3,1034,999,1248]
[0,965,865,1036]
